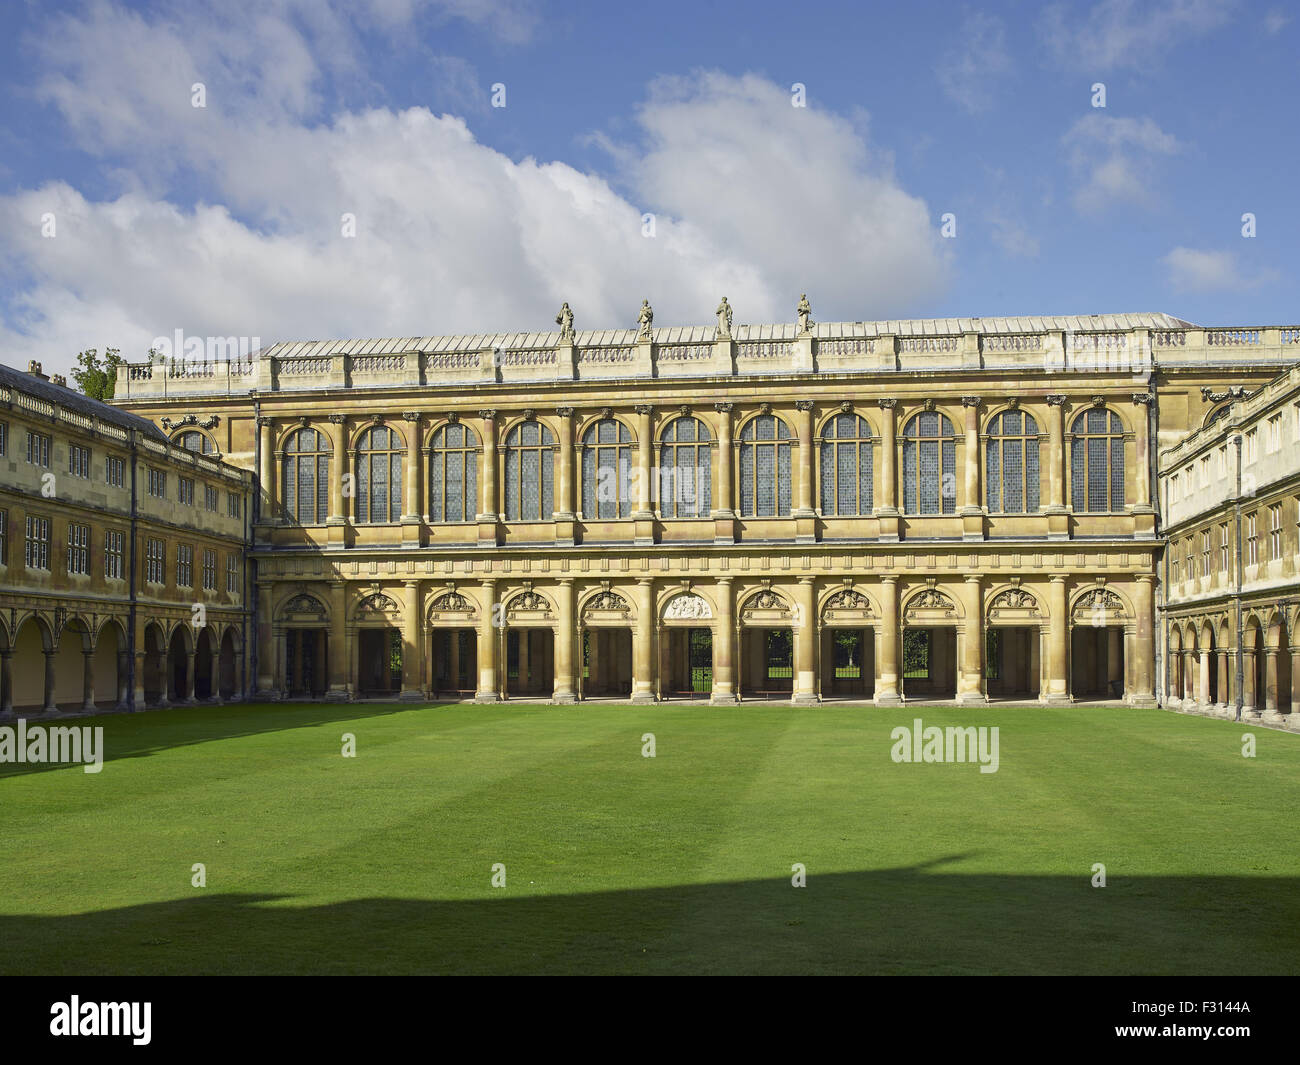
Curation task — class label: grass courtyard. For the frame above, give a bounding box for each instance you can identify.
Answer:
[0,701,1297,975]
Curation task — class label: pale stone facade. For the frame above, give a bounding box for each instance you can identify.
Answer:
[1159,361,1300,728]
[0,362,252,715]
[92,310,1300,707]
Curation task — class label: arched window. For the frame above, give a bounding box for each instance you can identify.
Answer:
[503,420,555,522]
[175,430,214,454]
[581,418,634,519]
[353,426,403,524]
[738,414,792,517]
[986,410,1040,513]
[902,411,958,515]
[282,428,330,524]
[820,413,873,516]
[1070,408,1125,512]
[659,417,712,518]
[428,422,479,523]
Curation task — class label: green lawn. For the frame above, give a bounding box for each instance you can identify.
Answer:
[1,702,1297,974]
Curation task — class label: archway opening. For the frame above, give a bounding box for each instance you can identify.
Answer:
[219,629,239,700]
[1071,626,1125,700]
[583,629,632,698]
[507,629,553,698]
[55,619,92,711]
[430,628,477,697]
[986,627,1040,700]
[12,619,50,712]
[142,625,166,706]
[357,629,396,697]
[167,627,193,703]
[902,627,956,699]
[662,628,712,697]
[194,627,216,701]
[741,629,793,698]
[823,628,874,700]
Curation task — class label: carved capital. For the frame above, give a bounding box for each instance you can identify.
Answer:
[714,402,734,413]
[256,416,273,428]
[1131,393,1153,406]
[960,395,982,407]
[327,414,346,425]
[555,406,575,418]
[794,400,814,412]
[478,408,497,421]
[1046,394,1069,407]
[634,404,653,416]
[877,398,897,409]
[403,411,420,422]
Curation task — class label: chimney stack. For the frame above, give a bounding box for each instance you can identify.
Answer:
[51,374,67,387]
[27,360,48,380]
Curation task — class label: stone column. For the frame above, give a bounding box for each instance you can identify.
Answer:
[553,579,576,703]
[81,648,97,712]
[326,581,349,701]
[478,409,498,520]
[1291,644,1300,719]
[876,576,900,704]
[1045,575,1069,704]
[632,578,655,703]
[793,575,817,704]
[1218,648,1231,707]
[711,578,736,703]
[43,649,59,714]
[1242,646,1257,717]
[134,649,150,709]
[712,400,733,533]
[1130,575,1155,704]
[634,405,654,519]
[1045,396,1066,510]
[116,650,130,710]
[957,575,985,704]
[1132,393,1152,509]
[400,580,423,701]
[794,401,815,517]
[0,651,12,717]
[401,412,422,545]
[183,650,197,705]
[1198,648,1211,708]
[209,644,221,703]
[255,580,276,697]
[960,396,981,514]
[877,399,897,514]
[325,414,345,524]
[476,580,498,702]
[257,416,275,524]
[1264,648,1281,720]
[554,407,575,519]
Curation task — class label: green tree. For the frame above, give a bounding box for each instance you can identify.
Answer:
[71,346,123,401]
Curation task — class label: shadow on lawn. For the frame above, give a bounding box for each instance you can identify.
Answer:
[3,860,1297,975]
[0,701,457,777]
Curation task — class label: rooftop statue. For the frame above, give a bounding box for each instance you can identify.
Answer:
[637,299,654,341]
[797,293,813,335]
[556,302,575,341]
[716,296,733,339]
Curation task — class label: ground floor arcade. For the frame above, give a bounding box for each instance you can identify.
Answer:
[252,573,1157,706]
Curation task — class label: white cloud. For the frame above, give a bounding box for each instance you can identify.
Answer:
[937,12,1013,113]
[1,6,949,377]
[1162,246,1274,290]
[987,211,1040,259]
[1063,114,1181,212]
[1263,8,1291,34]
[1040,0,1236,71]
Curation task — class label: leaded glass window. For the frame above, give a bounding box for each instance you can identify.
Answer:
[985,410,1040,513]
[580,418,634,519]
[659,417,712,518]
[503,420,555,521]
[901,412,958,515]
[429,423,480,522]
[738,414,792,517]
[176,430,214,454]
[819,413,873,515]
[355,426,403,523]
[281,427,330,524]
[1070,409,1125,512]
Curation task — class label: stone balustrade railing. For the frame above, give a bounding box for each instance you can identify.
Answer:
[111,325,1300,398]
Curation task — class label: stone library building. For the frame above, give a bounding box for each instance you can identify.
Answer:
[1,303,1298,722]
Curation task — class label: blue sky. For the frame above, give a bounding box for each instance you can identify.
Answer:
[0,0,1296,375]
